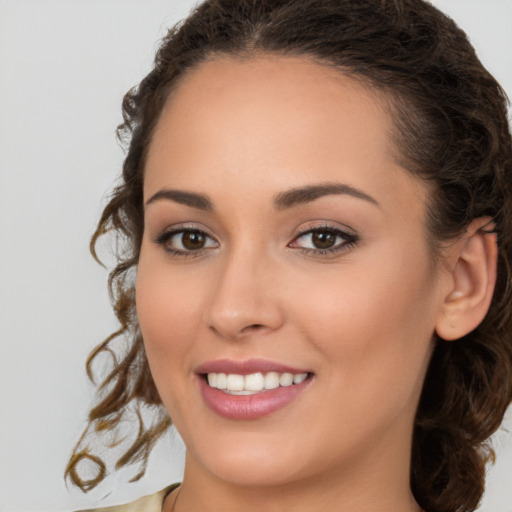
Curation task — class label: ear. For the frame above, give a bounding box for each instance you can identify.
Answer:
[435,218,497,341]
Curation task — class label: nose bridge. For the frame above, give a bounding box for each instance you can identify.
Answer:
[203,239,282,339]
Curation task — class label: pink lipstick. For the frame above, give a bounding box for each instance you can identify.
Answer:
[195,359,313,420]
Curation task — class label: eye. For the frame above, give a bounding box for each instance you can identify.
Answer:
[154,228,218,255]
[289,225,358,256]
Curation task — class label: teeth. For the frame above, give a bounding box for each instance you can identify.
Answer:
[264,372,280,389]
[279,373,294,386]
[206,371,308,393]
[245,372,264,391]
[226,374,244,391]
[207,373,217,388]
[216,372,227,390]
[293,373,307,384]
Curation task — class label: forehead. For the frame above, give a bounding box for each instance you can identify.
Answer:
[152,56,392,151]
[144,56,426,220]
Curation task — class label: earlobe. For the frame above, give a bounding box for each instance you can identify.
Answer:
[435,218,497,341]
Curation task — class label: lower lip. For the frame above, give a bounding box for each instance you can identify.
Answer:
[198,377,311,420]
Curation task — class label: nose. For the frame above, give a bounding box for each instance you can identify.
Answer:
[202,246,284,340]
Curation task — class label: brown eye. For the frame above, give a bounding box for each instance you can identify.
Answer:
[289,226,358,256]
[155,228,218,255]
[312,231,337,249]
[182,231,206,250]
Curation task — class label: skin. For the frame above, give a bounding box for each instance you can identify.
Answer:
[136,56,459,512]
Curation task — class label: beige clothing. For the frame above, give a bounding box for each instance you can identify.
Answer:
[79,484,178,512]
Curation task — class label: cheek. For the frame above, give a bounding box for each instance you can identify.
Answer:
[135,259,209,424]
[135,255,205,374]
[292,245,438,398]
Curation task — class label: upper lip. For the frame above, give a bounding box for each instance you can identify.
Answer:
[195,358,311,375]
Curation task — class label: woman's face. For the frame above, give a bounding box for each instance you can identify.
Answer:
[137,57,452,490]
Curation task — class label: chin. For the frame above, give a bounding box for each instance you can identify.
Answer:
[185,431,314,487]
[203,456,305,487]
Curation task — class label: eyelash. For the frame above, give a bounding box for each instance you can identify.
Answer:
[153,226,218,258]
[289,224,359,257]
[153,224,359,258]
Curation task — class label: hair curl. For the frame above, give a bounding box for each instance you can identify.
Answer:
[66,1,512,511]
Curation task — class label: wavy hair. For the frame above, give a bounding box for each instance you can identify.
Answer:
[66,1,512,510]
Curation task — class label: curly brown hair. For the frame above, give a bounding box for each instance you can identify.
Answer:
[66,1,512,511]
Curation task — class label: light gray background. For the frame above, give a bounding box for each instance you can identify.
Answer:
[1,1,511,511]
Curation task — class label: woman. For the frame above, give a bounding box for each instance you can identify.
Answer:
[67,1,512,511]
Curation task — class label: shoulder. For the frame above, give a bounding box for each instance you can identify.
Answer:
[77,484,179,512]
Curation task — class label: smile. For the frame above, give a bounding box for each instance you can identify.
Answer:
[196,360,313,420]
[207,371,308,394]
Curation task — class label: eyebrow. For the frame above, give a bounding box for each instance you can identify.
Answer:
[144,182,378,212]
[273,182,379,210]
[145,189,213,211]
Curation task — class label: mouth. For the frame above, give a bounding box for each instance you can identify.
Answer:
[195,359,314,420]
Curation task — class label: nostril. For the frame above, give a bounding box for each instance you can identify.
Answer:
[243,324,265,332]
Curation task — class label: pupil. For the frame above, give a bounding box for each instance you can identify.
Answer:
[312,231,336,249]
[182,231,205,250]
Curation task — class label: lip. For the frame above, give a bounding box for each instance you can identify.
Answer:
[195,358,313,420]
[195,358,311,375]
